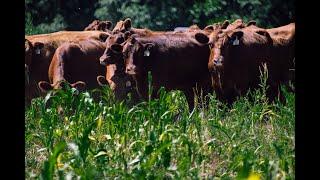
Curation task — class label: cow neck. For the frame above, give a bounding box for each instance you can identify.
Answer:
[114,63,126,77]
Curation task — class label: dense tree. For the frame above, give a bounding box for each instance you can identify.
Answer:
[25,0,294,34]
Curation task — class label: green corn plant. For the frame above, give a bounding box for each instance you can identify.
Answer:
[40,141,67,180]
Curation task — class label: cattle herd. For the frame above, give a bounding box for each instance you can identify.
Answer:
[25,18,295,110]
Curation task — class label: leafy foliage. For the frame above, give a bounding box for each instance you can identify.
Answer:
[26,81,295,178]
[25,0,294,34]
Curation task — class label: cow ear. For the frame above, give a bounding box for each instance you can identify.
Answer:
[94,20,100,25]
[97,75,108,86]
[98,22,107,31]
[247,20,257,27]
[99,33,109,42]
[143,43,155,57]
[255,30,268,37]
[203,25,214,32]
[71,81,86,92]
[195,32,209,44]
[25,39,32,51]
[124,18,132,30]
[221,20,230,29]
[255,30,272,43]
[38,81,53,92]
[111,43,123,53]
[229,31,243,46]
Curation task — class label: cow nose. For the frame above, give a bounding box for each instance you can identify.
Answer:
[213,56,223,65]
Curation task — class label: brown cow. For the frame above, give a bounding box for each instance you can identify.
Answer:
[112,18,180,36]
[25,31,109,105]
[267,23,295,85]
[38,38,107,92]
[98,32,137,100]
[84,20,113,32]
[112,18,146,35]
[196,23,294,104]
[240,22,295,86]
[108,31,212,110]
[103,19,216,105]
[203,19,247,33]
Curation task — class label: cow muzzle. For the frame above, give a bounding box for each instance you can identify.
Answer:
[100,55,110,66]
[125,66,137,75]
[213,56,224,66]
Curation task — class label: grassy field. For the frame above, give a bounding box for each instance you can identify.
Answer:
[25,72,295,179]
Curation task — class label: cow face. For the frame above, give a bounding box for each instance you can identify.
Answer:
[112,18,132,34]
[100,33,138,101]
[122,37,154,76]
[100,33,125,66]
[210,31,244,67]
[32,42,45,56]
[98,21,113,31]
[100,43,123,66]
[84,20,113,32]
[84,20,100,31]
[121,37,155,100]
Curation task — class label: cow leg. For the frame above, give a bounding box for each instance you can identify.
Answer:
[184,88,195,111]
[267,83,286,104]
[49,51,68,89]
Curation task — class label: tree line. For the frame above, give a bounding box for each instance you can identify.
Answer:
[25,0,294,35]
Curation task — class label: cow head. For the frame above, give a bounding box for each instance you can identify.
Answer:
[100,44,123,66]
[84,20,113,32]
[203,20,230,33]
[97,21,113,31]
[84,20,100,31]
[99,33,139,101]
[32,42,45,56]
[112,18,132,34]
[210,30,244,70]
[187,24,201,32]
[98,33,110,42]
[120,37,155,100]
[246,20,257,27]
[100,32,126,66]
[122,37,155,76]
[226,19,245,30]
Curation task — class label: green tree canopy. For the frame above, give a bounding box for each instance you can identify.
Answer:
[25,0,294,34]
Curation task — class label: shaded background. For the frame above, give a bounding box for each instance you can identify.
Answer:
[25,0,295,35]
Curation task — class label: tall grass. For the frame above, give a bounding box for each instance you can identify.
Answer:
[25,67,295,179]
